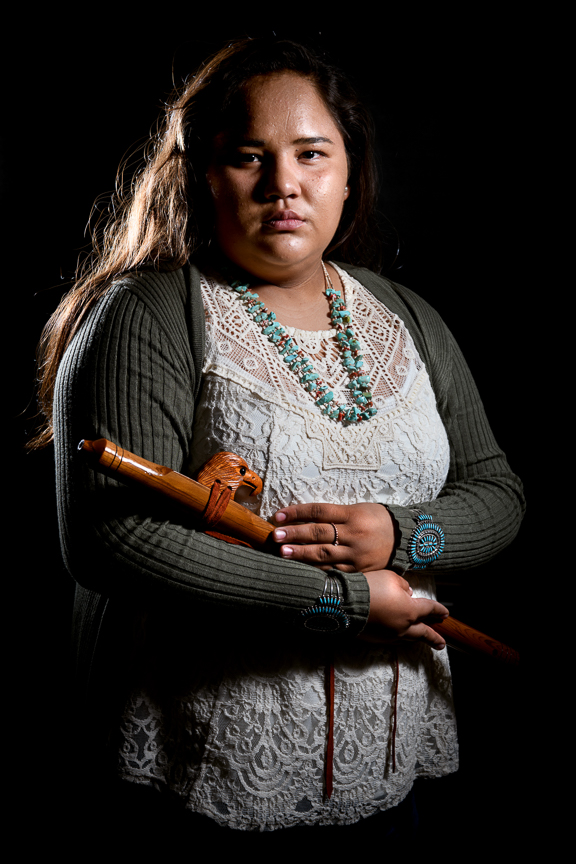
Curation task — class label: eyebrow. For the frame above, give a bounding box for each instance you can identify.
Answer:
[233,136,336,147]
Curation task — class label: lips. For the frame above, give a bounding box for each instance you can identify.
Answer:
[264,210,305,230]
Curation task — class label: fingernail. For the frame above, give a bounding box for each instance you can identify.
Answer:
[275,512,287,523]
[274,529,287,541]
[281,546,293,557]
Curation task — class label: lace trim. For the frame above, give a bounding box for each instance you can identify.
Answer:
[201,264,422,418]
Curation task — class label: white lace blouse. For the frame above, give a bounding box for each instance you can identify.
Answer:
[118,264,458,830]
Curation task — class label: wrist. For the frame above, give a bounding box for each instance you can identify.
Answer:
[381,504,400,568]
[383,506,445,574]
[299,573,350,632]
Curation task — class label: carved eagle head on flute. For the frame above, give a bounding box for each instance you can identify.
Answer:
[194,452,263,499]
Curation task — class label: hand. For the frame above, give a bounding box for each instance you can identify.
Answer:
[272,502,395,573]
[360,570,449,650]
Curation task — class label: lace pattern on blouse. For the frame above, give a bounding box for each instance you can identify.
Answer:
[118,264,457,830]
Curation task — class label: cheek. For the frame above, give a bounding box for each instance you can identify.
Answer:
[207,168,245,206]
[313,180,347,225]
[207,174,248,233]
[206,169,224,206]
[313,166,348,203]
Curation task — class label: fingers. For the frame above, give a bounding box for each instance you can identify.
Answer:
[273,520,340,551]
[273,516,344,566]
[402,598,448,650]
[273,503,347,526]
[403,622,447,651]
[359,620,447,649]
[273,523,339,545]
[362,571,449,647]
[407,596,449,625]
[276,539,342,567]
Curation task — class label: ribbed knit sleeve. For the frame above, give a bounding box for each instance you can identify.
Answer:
[54,266,370,636]
[339,264,525,575]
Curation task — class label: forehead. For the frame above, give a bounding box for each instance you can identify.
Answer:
[224,72,344,142]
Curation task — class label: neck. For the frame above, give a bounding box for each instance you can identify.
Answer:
[215,256,338,330]
[257,259,325,292]
[253,261,326,308]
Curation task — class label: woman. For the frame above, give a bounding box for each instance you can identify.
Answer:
[34,38,523,842]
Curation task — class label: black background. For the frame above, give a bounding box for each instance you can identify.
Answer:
[5,22,528,849]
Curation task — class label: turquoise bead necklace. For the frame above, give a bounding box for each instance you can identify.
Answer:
[229,263,377,424]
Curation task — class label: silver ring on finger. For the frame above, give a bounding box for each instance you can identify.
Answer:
[330,523,339,546]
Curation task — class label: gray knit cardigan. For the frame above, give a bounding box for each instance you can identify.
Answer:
[54,262,524,700]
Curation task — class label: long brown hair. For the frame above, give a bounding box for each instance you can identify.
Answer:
[30,37,383,449]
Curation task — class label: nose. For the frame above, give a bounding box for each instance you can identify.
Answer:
[263,155,301,200]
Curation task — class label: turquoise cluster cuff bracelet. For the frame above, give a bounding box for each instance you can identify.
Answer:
[407,514,445,569]
[300,575,350,632]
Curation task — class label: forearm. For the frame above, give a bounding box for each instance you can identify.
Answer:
[386,474,524,575]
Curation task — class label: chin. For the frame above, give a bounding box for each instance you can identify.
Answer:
[224,240,315,276]
[257,237,318,267]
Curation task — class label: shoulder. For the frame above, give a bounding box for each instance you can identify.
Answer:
[94,263,202,331]
[72,264,205,378]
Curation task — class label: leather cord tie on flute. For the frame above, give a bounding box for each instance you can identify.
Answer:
[201,480,252,547]
[202,480,232,527]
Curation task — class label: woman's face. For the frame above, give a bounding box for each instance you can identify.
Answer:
[206,72,350,285]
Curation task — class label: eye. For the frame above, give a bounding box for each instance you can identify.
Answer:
[240,466,247,475]
[236,152,262,164]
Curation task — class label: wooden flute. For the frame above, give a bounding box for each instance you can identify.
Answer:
[79,438,519,666]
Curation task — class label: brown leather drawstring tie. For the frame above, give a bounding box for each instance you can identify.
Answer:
[390,649,399,773]
[325,648,400,797]
[325,656,335,799]
[298,575,350,800]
